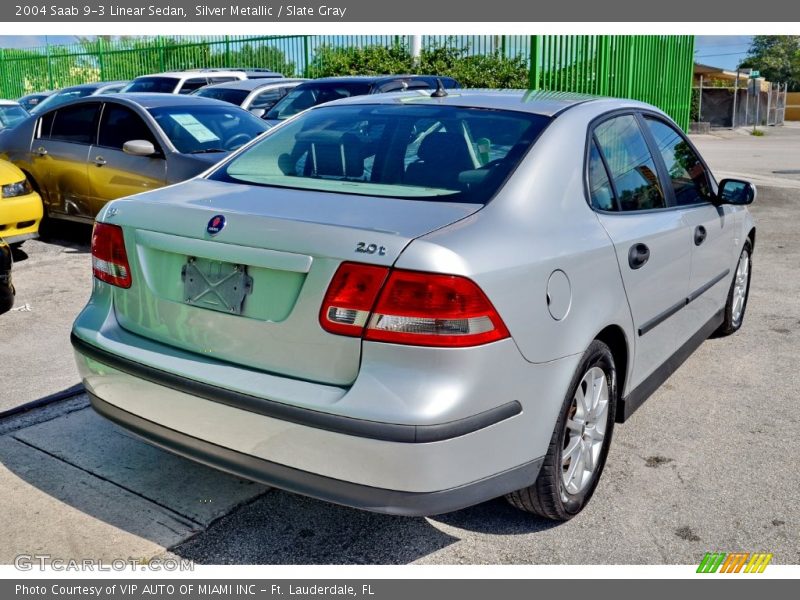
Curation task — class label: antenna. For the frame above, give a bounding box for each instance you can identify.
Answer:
[430,78,448,98]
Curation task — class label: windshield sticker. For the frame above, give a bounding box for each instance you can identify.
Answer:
[169,113,220,143]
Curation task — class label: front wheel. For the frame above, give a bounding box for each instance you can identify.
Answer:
[715,240,752,337]
[506,340,617,520]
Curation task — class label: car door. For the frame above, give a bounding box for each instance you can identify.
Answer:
[589,113,694,390]
[88,102,167,215]
[641,115,735,334]
[30,102,99,219]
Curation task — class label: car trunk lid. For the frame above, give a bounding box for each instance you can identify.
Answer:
[109,179,480,386]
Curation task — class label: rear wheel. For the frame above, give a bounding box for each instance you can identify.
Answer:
[715,240,752,336]
[506,340,617,520]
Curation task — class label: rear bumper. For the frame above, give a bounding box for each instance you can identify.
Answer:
[88,391,542,516]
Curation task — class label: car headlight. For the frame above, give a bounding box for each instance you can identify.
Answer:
[2,179,33,198]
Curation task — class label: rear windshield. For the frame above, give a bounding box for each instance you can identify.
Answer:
[0,105,29,128]
[210,104,550,204]
[265,82,372,121]
[30,89,92,114]
[123,77,178,94]
[193,88,250,106]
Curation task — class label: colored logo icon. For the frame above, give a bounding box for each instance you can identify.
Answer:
[206,215,226,236]
[697,552,773,573]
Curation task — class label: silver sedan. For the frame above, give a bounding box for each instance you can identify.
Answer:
[71,90,756,519]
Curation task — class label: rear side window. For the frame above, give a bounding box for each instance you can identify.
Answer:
[250,88,286,110]
[49,103,100,144]
[211,104,551,204]
[179,78,209,94]
[593,114,666,211]
[587,139,615,211]
[644,117,713,207]
[98,104,158,150]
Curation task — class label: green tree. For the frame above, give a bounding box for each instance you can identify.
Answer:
[739,35,800,91]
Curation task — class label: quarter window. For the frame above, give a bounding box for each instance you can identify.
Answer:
[179,78,209,94]
[588,139,615,211]
[49,103,100,145]
[644,117,713,206]
[593,114,666,211]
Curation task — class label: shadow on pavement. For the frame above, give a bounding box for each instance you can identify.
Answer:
[1,400,559,564]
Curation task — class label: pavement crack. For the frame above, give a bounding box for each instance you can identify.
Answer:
[10,435,204,529]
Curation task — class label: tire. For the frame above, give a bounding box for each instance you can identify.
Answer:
[714,240,752,337]
[506,340,617,520]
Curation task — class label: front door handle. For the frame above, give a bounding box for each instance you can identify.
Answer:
[694,225,707,246]
[628,243,650,270]
[35,146,47,157]
[93,156,107,166]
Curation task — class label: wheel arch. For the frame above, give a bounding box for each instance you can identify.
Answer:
[594,324,629,407]
[747,226,756,250]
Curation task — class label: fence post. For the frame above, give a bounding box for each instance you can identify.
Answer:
[45,39,54,90]
[0,49,6,97]
[97,38,105,81]
[528,35,541,90]
[224,35,231,67]
[157,36,166,72]
[303,35,310,77]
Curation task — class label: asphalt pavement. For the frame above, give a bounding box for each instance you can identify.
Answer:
[0,126,798,565]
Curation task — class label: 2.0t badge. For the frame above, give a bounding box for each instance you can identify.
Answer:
[206,215,226,236]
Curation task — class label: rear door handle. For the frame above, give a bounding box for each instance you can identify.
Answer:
[35,146,47,157]
[628,243,650,270]
[94,156,107,166]
[694,225,707,246]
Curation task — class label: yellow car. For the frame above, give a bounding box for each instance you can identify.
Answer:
[0,159,42,245]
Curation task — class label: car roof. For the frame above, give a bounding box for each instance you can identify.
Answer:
[132,71,246,80]
[85,93,241,109]
[198,78,306,92]
[318,88,654,117]
[295,75,459,86]
[55,81,128,93]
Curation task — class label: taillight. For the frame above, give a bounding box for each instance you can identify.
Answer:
[319,263,509,347]
[319,262,389,336]
[91,223,132,289]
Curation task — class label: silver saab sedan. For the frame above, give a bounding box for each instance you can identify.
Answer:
[71,90,756,520]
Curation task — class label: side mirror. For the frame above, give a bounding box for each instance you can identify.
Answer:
[122,140,157,157]
[249,108,265,118]
[717,178,756,205]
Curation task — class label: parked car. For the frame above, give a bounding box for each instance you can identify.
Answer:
[192,79,305,117]
[0,237,13,314]
[121,70,251,95]
[71,90,755,520]
[0,94,268,223]
[0,100,29,131]
[29,81,128,115]
[18,91,53,113]
[0,158,42,245]
[262,75,460,126]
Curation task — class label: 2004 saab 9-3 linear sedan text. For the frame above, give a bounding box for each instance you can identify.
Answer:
[71,90,756,520]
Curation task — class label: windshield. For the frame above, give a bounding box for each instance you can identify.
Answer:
[0,105,29,128]
[210,104,550,204]
[30,89,92,114]
[193,88,250,107]
[265,82,372,121]
[148,105,268,154]
[123,77,178,94]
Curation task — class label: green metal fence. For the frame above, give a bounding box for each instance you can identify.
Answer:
[0,35,694,129]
